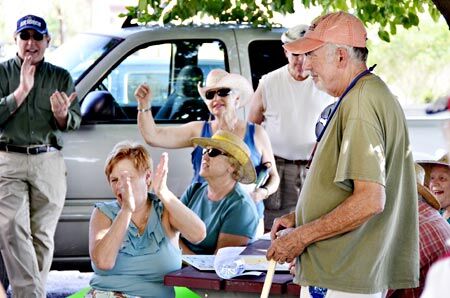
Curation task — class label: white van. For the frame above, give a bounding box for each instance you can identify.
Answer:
[42,24,288,270]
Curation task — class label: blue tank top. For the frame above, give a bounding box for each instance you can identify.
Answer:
[191,121,264,217]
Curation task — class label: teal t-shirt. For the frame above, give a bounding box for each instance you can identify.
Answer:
[90,193,181,298]
[295,74,419,293]
[180,182,259,254]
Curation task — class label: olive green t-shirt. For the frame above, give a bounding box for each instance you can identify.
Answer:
[295,74,419,293]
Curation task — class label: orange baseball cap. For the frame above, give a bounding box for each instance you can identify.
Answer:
[283,11,367,54]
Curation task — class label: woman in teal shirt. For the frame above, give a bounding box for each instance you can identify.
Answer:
[180,130,259,255]
[89,141,206,297]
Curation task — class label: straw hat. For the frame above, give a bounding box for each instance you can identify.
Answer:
[417,153,449,186]
[197,69,254,108]
[191,130,256,184]
[415,163,441,210]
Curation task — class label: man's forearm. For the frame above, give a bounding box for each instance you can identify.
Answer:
[294,181,385,247]
[54,114,68,130]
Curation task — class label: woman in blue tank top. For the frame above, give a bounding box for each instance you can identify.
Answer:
[89,141,206,297]
[135,69,280,224]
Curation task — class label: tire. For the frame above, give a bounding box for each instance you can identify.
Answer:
[0,251,9,291]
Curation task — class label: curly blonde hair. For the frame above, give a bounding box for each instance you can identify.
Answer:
[227,156,244,182]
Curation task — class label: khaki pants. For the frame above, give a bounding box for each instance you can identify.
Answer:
[0,151,66,298]
[263,157,307,231]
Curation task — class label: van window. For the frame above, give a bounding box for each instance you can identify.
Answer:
[102,45,171,107]
[248,40,287,90]
[47,33,123,82]
[87,40,226,123]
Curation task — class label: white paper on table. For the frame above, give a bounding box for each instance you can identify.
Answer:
[258,232,271,240]
[182,246,289,272]
[182,255,215,270]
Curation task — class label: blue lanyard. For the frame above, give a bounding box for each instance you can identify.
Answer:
[316,64,377,143]
[306,64,376,169]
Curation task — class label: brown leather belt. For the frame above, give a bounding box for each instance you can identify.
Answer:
[0,144,58,155]
[275,155,308,166]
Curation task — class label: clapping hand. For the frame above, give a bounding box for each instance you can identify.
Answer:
[50,90,77,119]
[13,55,36,105]
[20,55,36,94]
[152,152,169,198]
[118,171,135,213]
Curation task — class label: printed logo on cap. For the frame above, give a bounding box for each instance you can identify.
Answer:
[19,17,43,28]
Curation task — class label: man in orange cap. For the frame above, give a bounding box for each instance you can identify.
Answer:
[267,11,418,297]
[248,25,333,231]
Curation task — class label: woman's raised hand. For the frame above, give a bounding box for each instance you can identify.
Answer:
[152,152,169,198]
[134,83,152,108]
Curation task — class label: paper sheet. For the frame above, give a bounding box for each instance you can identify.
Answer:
[182,246,289,272]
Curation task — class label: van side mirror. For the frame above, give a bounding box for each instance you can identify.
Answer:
[81,91,127,122]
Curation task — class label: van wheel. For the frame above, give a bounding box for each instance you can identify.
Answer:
[0,252,9,291]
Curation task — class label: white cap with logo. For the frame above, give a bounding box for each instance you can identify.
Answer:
[281,24,309,44]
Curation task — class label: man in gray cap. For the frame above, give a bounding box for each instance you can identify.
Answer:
[0,14,81,297]
[248,24,333,231]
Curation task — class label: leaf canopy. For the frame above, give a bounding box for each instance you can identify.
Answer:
[120,0,443,42]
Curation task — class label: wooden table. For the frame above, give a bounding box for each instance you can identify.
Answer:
[164,240,301,297]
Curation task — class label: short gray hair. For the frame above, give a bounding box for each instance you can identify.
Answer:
[325,43,368,63]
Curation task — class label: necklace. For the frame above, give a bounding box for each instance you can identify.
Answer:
[132,202,151,235]
[216,118,238,133]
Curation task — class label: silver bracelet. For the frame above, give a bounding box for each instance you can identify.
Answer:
[137,107,151,113]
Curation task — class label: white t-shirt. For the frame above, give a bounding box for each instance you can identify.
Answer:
[260,65,334,160]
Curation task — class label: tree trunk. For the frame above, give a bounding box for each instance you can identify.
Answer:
[432,0,450,29]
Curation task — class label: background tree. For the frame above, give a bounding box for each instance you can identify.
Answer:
[121,0,450,104]
[367,14,450,104]
[122,0,449,42]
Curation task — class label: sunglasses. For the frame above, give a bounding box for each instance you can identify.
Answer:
[204,88,232,100]
[19,31,45,41]
[315,102,336,139]
[202,148,229,158]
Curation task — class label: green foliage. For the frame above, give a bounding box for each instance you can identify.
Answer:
[299,0,439,42]
[367,15,450,104]
[121,0,443,42]
[118,1,448,104]
[119,0,282,27]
